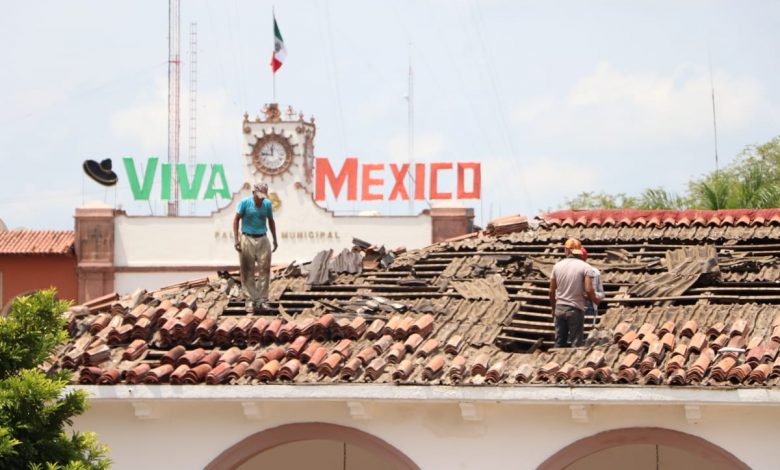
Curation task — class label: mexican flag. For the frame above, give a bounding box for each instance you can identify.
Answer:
[271,14,286,73]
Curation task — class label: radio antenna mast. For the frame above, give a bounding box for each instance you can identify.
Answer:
[709,49,720,176]
[167,0,181,216]
[187,22,198,215]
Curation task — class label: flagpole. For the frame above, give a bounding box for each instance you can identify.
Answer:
[272,7,275,102]
[270,7,285,104]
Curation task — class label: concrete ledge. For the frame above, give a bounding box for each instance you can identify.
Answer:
[70,384,780,406]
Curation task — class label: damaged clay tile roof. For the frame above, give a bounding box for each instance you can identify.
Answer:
[0,230,75,255]
[51,208,780,387]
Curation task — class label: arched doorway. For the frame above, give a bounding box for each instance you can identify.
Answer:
[537,427,749,470]
[205,423,420,470]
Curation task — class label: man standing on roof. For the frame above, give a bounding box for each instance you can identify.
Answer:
[549,238,600,347]
[233,183,278,313]
[580,247,605,324]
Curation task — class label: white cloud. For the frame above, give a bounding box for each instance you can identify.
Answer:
[512,62,763,151]
[355,93,400,124]
[110,80,237,156]
[387,132,448,163]
[482,155,599,199]
[0,76,83,124]
[109,80,168,152]
[0,187,96,230]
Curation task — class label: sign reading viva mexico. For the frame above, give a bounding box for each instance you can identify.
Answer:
[122,157,481,201]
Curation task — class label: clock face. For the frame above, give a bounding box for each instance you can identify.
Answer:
[260,142,287,169]
[252,135,293,175]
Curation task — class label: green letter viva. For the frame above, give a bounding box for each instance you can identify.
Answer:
[204,164,231,199]
[123,157,158,200]
[177,163,206,200]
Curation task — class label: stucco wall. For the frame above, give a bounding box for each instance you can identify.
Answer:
[72,396,766,470]
[0,255,77,308]
[114,187,432,269]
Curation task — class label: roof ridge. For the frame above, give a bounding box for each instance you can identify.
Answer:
[542,209,780,228]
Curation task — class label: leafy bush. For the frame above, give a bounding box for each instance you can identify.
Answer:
[0,290,111,469]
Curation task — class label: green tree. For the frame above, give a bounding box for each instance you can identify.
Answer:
[564,191,638,210]
[688,137,780,210]
[0,290,111,469]
[635,187,689,210]
[688,172,733,210]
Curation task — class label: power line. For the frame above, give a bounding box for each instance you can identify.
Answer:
[0,61,166,125]
[322,0,349,155]
[467,0,534,216]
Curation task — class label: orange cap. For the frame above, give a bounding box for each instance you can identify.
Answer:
[564,238,583,255]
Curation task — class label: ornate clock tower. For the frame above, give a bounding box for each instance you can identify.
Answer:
[241,103,316,212]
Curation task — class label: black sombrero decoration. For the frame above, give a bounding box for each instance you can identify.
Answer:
[83,158,118,187]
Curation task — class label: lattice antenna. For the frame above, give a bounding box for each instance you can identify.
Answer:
[187,22,198,215]
[167,0,181,216]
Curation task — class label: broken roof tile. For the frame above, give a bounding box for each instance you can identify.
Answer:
[162,345,187,365]
[365,357,387,381]
[280,359,301,381]
[616,367,638,384]
[306,347,328,371]
[392,360,414,381]
[258,360,281,382]
[416,339,439,358]
[593,366,613,384]
[471,353,491,377]
[422,355,446,380]
[448,355,467,382]
[643,368,663,385]
[286,336,308,358]
[728,363,752,384]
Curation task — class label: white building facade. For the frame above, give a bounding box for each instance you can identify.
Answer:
[73,384,758,469]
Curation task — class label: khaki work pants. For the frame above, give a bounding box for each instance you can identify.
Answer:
[239,233,271,304]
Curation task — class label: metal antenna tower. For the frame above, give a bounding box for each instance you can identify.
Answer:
[167,0,181,216]
[187,22,198,215]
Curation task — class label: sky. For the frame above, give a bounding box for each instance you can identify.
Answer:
[1,0,779,230]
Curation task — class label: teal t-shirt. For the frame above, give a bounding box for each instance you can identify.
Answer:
[237,197,273,235]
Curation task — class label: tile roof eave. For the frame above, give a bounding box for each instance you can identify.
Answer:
[70,383,780,405]
[0,251,75,257]
[541,209,780,229]
[0,229,75,255]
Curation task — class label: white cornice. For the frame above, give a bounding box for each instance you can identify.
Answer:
[70,384,780,406]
